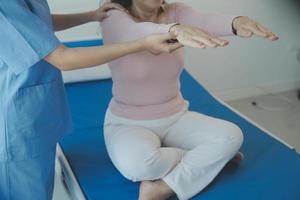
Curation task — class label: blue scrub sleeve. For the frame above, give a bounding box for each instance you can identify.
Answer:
[0,4,60,75]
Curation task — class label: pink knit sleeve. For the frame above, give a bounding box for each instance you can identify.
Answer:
[101,9,176,44]
[172,3,237,37]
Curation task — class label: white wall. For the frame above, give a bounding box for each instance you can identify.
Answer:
[48,0,300,101]
[49,0,101,41]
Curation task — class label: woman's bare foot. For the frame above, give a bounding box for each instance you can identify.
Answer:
[138,180,175,200]
[230,151,244,164]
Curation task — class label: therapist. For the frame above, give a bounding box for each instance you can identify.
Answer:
[0,1,182,199]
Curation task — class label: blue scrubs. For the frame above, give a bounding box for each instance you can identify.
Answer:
[0,0,72,199]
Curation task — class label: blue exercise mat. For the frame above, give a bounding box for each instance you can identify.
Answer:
[60,40,300,200]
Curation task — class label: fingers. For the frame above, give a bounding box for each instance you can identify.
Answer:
[244,24,268,38]
[96,2,127,21]
[177,31,228,48]
[192,35,229,48]
[241,24,279,41]
[104,3,127,11]
[155,33,184,53]
[102,3,126,12]
[187,40,204,48]
[234,16,279,41]
[169,24,231,49]
[146,33,183,55]
[210,37,229,46]
[194,41,205,49]
[192,36,217,48]
[149,50,162,55]
[98,13,109,21]
[167,42,184,52]
[160,42,184,53]
[189,29,229,48]
[256,24,279,40]
[176,34,203,48]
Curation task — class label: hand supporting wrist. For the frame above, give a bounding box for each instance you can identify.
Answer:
[169,23,181,32]
[232,16,243,35]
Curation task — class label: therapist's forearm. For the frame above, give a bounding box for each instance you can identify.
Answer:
[52,12,96,32]
[45,42,144,71]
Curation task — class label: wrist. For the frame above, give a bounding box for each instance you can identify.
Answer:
[169,23,180,32]
[134,39,146,52]
[232,16,243,35]
[87,10,98,22]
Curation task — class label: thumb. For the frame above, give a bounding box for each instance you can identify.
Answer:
[163,31,179,41]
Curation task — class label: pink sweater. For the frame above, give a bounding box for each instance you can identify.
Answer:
[101,3,236,120]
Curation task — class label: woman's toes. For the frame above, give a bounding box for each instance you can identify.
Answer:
[230,151,244,164]
[138,180,174,200]
[138,181,157,200]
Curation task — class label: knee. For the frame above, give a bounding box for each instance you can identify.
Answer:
[116,148,165,182]
[223,122,244,150]
[209,121,244,156]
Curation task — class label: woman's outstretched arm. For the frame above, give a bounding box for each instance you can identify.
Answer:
[101,9,229,49]
[170,3,237,37]
[100,9,177,43]
[171,3,278,40]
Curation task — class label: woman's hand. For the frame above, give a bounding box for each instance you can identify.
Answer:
[91,2,126,22]
[232,16,279,41]
[141,32,184,54]
[169,24,230,49]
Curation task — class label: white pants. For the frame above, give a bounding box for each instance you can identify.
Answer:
[103,102,243,200]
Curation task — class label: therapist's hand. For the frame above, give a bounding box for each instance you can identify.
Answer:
[169,24,230,49]
[52,2,126,31]
[232,16,279,41]
[142,32,184,54]
[91,2,126,22]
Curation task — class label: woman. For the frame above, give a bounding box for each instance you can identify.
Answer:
[0,1,182,199]
[101,1,278,200]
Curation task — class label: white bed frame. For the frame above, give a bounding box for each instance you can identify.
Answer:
[55,145,87,200]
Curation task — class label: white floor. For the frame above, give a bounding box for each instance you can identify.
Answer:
[227,89,300,153]
[52,89,300,200]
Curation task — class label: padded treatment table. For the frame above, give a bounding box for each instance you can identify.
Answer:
[56,40,300,200]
